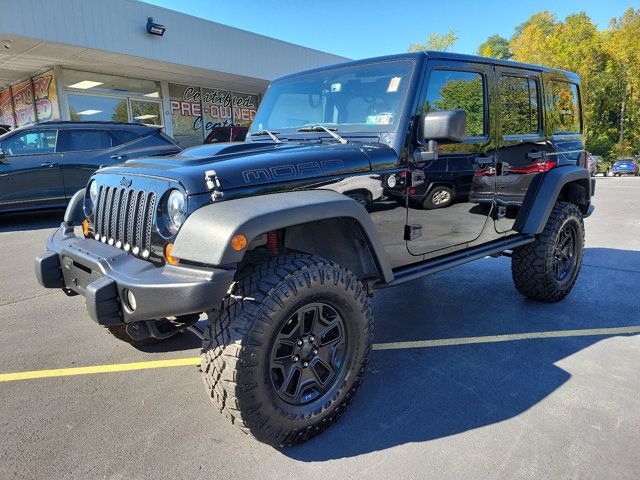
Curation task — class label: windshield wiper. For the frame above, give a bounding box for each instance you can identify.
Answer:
[250,129,281,143]
[297,125,347,144]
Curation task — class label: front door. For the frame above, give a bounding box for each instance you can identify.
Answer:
[0,129,64,209]
[406,60,496,258]
[493,67,549,233]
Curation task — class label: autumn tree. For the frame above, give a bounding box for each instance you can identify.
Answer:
[408,30,458,52]
[477,35,512,60]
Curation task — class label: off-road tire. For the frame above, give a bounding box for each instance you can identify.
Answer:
[511,201,584,302]
[200,254,373,446]
[423,186,454,209]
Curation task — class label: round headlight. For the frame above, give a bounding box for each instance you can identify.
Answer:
[89,180,99,205]
[84,180,99,216]
[166,189,187,234]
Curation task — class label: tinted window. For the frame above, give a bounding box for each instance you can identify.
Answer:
[66,130,112,151]
[111,130,140,145]
[548,81,581,134]
[1,130,57,155]
[423,70,485,137]
[500,76,540,136]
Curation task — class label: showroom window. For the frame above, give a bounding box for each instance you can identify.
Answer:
[64,70,163,127]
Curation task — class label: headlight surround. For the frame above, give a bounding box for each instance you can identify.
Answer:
[164,189,187,235]
[84,180,99,217]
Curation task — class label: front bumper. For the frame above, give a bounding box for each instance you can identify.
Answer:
[35,223,235,326]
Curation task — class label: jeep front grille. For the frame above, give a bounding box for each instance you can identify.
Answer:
[94,185,156,257]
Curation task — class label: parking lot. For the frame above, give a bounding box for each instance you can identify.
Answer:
[1,177,639,480]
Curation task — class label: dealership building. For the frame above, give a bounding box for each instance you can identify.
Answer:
[0,0,347,146]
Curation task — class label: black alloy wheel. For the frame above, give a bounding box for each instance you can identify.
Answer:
[270,302,348,405]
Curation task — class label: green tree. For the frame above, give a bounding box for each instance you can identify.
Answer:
[408,30,458,52]
[477,35,512,59]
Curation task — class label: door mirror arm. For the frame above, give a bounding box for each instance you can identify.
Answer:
[412,140,438,166]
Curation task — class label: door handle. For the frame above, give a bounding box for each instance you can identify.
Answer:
[40,161,54,167]
[110,154,127,160]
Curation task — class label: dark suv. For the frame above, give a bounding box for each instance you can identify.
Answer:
[36,52,594,447]
[0,121,180,213]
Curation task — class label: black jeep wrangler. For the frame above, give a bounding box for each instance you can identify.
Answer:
[35,52,594,446]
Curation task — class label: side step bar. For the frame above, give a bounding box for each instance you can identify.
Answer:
[377,235,534,289]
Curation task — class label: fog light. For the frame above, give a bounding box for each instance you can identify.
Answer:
[125,289,137,312]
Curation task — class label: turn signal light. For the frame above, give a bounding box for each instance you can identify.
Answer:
[82,219,90,237]
[231,234,248,251]
[164,243,179,265]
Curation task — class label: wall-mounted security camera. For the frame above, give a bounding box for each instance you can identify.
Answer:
[146,17,166,36]
[2,39,12,50]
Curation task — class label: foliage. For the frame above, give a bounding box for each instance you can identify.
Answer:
[477,35,512,60]
[408,30,458,52]
[407,8,640,159]
[507,8,640,159]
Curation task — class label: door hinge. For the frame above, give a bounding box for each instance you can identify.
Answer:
[404,224,423,241]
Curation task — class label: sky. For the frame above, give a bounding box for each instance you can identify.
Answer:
[142,0,640,59]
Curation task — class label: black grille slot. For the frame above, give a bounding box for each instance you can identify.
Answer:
[93,184,157,257]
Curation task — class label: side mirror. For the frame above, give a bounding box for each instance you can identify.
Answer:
[420,110,467,143]
[413,110,467,165]
[0,148,6,163]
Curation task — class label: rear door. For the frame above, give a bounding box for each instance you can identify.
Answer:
[494,67,548,233]
[0,129,64,209]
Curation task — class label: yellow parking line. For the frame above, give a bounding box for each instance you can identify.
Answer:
[0,357,200,382]
[1,325,639,383]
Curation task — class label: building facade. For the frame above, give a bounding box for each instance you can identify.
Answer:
[0,0,348,146]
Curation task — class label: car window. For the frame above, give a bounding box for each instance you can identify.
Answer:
[110,130,140,145]
[422,69,486,137]
[548,81,581,134]
[499,76,540,136]
[66,129,112,151]
[1,130,57,156]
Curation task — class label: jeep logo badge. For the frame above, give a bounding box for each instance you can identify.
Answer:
[120,177,132,188]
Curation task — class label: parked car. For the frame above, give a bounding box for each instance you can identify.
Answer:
[36,51,594,447]
[385,155,474,209]
[0,121,180,213]
[204,125,249,144]
[610,158,639,176]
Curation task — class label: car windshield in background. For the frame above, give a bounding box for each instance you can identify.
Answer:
[251,59,414,134]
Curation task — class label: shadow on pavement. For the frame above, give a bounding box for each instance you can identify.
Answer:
[0,209,65,233]
[281,247,640,460]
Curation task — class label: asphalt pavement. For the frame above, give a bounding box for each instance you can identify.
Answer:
[0,176,639,480]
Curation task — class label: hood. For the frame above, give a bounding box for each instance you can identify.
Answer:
[96,141,393,195]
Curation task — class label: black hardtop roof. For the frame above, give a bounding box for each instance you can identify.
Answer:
[275,51,579,82]
[25,121,160,131]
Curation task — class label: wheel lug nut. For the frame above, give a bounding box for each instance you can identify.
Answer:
[297,339,303,346]
[292,355,299,362]
[313,349,318,355]
[309,336,315,342]
[303,361,309,367]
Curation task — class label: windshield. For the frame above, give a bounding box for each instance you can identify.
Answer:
[251,59,415,134]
